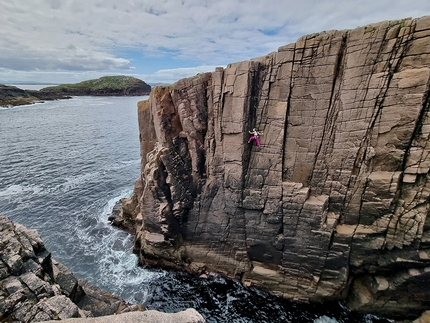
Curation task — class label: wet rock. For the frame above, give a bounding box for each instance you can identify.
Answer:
[109,194,140,234]
[75,278,144,316]
[0,216,140,322]
[0,215,204,322]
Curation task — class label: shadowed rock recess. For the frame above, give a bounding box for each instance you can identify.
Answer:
[118,16,430,320]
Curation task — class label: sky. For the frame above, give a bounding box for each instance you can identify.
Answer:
[1,0,430,85]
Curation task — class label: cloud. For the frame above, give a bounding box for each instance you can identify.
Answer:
[139,65,223,84]
[0,65,219,85]
[0,50,132,72]
[1,0,430,84]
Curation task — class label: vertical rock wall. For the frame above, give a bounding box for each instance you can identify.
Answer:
[128,16,430,319]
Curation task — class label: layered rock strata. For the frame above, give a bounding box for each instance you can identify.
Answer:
[123,16,430,320]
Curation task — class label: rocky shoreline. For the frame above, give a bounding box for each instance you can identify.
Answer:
[0,84,70,107]
[0,76,152,107]
[0,215,204,322]
[0,200,427,322]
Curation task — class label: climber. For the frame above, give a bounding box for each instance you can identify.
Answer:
[248,128,263,146]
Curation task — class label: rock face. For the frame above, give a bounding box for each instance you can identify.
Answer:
[0,215,205,322]
[43,309,205,323]
[123,16,430,320]
[0,215,146,322]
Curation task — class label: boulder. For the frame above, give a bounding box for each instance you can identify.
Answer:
[43,308,205,323]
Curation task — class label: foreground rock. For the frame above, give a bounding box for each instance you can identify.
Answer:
[116,16,430,321]
[413,311,430,323]
[0,216,204,322]
[43,309,205,323]
[108,196,139,234]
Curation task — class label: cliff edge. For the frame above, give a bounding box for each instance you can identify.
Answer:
[121,16,430,320]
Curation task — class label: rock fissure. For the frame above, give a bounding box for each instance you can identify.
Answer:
[385,64,430,250]
[281,46,296,182]
[118,15,430,321]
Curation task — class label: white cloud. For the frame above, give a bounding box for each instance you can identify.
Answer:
[139,65,223,84]
[0,65,220,85]
[1,0,430,84]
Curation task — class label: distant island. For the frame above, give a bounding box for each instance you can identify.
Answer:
[40,75,151,96]
[0,75,151,107]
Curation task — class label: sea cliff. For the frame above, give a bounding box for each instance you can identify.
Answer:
[118,16,430,320]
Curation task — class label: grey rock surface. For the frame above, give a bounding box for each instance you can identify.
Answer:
[122,16,430,320]
[0,216,203,322]
[43,308,205,323]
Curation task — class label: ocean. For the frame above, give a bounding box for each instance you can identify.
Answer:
[0,95,391,323]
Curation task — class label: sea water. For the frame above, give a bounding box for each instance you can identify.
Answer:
[0,96,391,323]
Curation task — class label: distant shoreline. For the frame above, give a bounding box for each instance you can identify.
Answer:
[5,84,60,91]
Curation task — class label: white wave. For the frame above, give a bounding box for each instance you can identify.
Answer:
[102,159,140,172]
[0,184,42,197]
[74,190,166,304]
[97,189,133,221]
[121,159,141,165]
[88,101,114,106]
[64,172,100,189]
[314,316,339,323]
[48,171,101,193]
